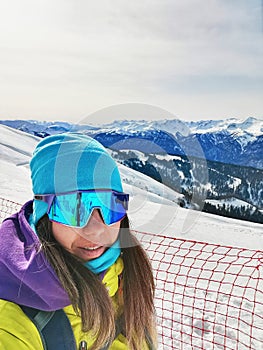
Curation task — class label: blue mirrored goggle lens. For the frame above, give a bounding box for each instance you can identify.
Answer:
[47,191,128,227]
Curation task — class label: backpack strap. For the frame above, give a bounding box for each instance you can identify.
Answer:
[21,306,156,350]
[20,305,77,350]
[145,329,157,350]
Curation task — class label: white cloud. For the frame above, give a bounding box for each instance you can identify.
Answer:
[0,0,262,122]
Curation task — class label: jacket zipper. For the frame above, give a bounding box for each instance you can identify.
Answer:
[79,340,88,350]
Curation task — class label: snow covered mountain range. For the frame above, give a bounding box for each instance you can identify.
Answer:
[0,123,262,248]
[0,117,262,223]
[0,117,262,169]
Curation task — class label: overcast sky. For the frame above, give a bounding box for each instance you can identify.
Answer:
[0,0,262,124]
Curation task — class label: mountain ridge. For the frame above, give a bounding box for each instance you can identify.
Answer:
[0,117,262,169]
[0,121,262,223]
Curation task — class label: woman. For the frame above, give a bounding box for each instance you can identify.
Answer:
[0,133,157,350]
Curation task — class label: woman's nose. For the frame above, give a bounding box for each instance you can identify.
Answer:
[80,209,105,233]
[87,209,105,225]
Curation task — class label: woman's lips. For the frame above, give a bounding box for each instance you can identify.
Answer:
[76,245,106,261]
[83,245,101,251]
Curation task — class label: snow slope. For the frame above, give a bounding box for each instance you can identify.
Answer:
[0,124,262,250]
[0,125,263,350]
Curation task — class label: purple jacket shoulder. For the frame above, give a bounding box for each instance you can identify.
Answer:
[0,201,70,310]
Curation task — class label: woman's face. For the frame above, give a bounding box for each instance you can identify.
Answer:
[51,209,121,262]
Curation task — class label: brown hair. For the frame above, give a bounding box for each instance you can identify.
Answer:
[36,215,157,350]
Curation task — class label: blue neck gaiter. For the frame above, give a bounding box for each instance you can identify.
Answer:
[84,239,121,274]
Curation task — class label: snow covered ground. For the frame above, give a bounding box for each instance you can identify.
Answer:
[0,124,262,349]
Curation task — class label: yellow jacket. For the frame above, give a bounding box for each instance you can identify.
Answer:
[0,258,146,350]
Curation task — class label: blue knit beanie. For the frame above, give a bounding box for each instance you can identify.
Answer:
[30,133,123,225]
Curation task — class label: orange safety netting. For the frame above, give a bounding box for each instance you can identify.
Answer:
[1,197,263,349]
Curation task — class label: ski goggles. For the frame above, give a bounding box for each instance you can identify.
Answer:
[34,190,129,228]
